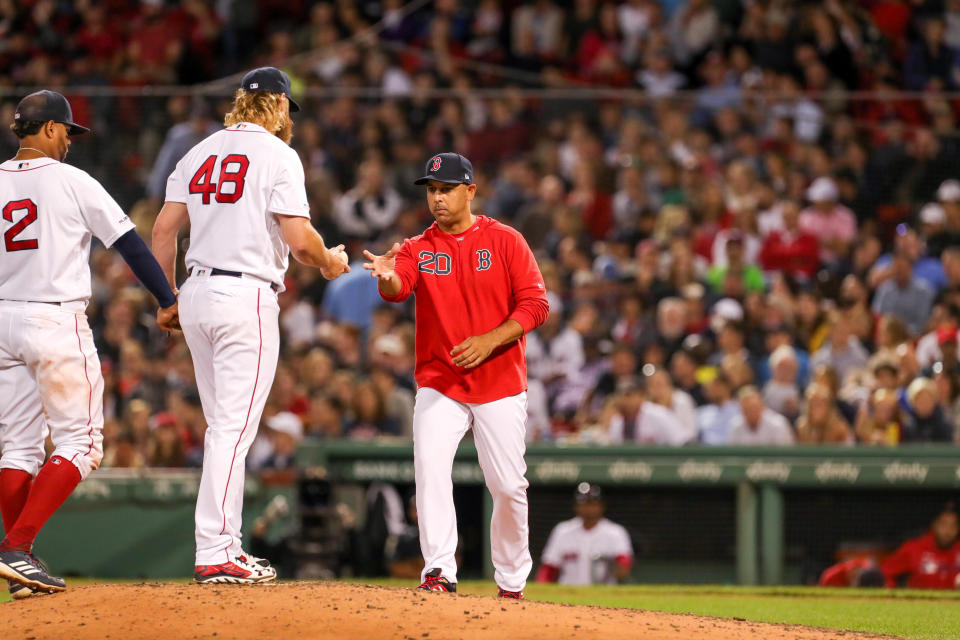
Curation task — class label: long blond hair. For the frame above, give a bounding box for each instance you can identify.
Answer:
[224,89,290,142]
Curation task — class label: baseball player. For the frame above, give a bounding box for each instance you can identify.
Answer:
[151,67,348,584]
[0,91,178,597]
[363,152,549,599]
[536,483,634,585]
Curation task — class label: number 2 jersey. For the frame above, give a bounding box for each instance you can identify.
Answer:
[0,158,135,302]
[380,215,549,404]
[165,122,310,287]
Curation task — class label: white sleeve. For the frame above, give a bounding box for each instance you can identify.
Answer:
[674,392,698,444]
[612,524,633,557]
[269,149,310,218]
[165,158,188,203]
[540,525,564,566]
[775,416,796,445]
[606,413,625,443]
[74,171,135,247]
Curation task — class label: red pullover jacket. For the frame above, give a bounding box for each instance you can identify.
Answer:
[881,532,960,589]
[380,215,549,404]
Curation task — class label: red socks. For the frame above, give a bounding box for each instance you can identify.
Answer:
[0,468,33,533]
[0,457,81,552]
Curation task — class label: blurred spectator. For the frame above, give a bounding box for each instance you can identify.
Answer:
[644,367,697,443]
[370,367,415,438]
[855,388,904,446]
[811,312,870,384]
[762,345,802,421]
[796,384,854,444]
[728,386,795,446]
[605,385,689,445]
[705,233,764,295]
[799,178,856,266]
[537,483,633,585]
[669,348,706,406]
[345,381,400,439]
[871,251,936,336]
[759,200,820,280]
[697,372,741,445]
[145,413,186,467]
[145,98,221,200]
[904,17,955,91]
[902,377,954,442]
[332,157,403,240]
[252,412,304,471]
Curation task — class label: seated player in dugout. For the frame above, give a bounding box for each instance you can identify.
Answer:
[536,483,634,586]
[881,502,960,589]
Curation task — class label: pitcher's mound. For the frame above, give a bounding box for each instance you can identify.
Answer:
[3,581,896,640]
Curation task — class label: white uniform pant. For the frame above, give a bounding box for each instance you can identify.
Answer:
[0,300,103,480]
[179,274,279,566]
[414,387,531,592]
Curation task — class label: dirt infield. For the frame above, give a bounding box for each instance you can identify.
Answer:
[2,582,901,640]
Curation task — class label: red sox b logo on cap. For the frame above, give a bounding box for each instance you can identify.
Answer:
[431,156,442,172]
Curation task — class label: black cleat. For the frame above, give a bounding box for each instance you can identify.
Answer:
[0,550,66,593]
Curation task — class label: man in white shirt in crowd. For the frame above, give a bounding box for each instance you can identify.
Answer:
[729,386,795,445]
[605,384,689,445]
[536,483,633,585]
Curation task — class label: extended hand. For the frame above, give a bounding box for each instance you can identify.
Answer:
[320,244,351,280]
[451,333,499,368]
[362,242,401,280]
[157,301,180,332]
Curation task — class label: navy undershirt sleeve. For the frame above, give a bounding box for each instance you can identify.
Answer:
[112,229,177,308]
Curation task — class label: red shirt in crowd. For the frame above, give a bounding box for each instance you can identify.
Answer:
[380,215,549,404]
[881,532,960,589]
[759,229,820,278]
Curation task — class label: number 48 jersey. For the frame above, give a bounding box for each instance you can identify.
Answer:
[0,158,135,303]
[165,122,310,287]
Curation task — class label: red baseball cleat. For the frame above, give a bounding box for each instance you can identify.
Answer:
[497,587,524,599]
[194,555,276,584]
[417,568,457,592]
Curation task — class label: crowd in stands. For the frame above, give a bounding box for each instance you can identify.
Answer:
[4,0,960,468]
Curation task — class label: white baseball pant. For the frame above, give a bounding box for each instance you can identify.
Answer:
[178,272,279,566]
[414,387,532,592]
[0,300,103,480]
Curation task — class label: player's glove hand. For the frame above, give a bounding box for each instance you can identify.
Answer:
[157,301,181,332]
[320,244,351,280]
[362,243,401,280]
[451,333,499,369]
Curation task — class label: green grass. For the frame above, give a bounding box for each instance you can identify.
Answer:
[4,579,960,639]
[364,580,960,640]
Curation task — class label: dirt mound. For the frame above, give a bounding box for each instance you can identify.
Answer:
[2,582,898,640]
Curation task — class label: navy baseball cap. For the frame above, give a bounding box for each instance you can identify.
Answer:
[574,482,604,503]
[14,90,89,135]
[240,67,300,112]
[414,153,474,185]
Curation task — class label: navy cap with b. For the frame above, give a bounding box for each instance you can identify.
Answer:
[574,482,604,503]
[241,67,300,112]
[14,90,89,135]
[414,153,474,185]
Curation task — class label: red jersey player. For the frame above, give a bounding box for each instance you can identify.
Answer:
[882,505,960,589]
[363,152,548,599]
